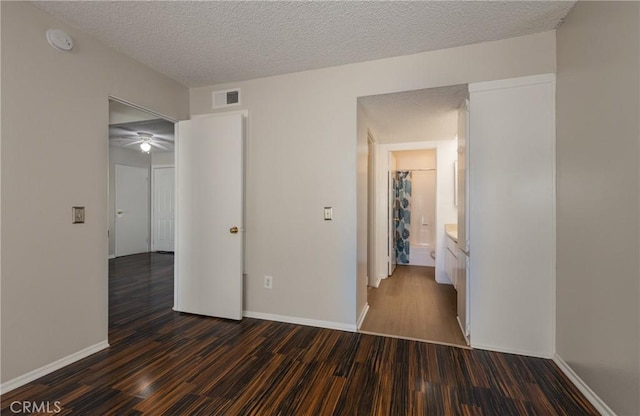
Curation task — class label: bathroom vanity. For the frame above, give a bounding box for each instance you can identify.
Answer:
[445,224,458,288]
[445,223,469,341]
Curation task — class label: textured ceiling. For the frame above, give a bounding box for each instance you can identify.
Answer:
[32,1,575,87]
[359,85,468,142]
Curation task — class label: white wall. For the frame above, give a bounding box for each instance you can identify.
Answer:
[393,149,436,171]
[108,146,151,257]
[434,142,458,283]
[468,74,556,358]
[0,2,189,387]
[189,31,556,328]
[152,151,175,166]
[556,2,640,415]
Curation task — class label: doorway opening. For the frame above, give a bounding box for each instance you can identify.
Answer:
[107,98,176,341]
[357,85,469,347]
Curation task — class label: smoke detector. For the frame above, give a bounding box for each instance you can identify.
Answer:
[46,29,73,52]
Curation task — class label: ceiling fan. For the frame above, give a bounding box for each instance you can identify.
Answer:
[111,131,172,153]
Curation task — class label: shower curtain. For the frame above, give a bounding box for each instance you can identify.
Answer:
[394,171,411,264]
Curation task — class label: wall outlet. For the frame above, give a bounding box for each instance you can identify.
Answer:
[264,275,273,289]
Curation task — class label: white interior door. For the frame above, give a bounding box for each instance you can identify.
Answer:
[388,153,397,276]
[115,164,150,257]
[152,166,175,252]
[175,112,244,320]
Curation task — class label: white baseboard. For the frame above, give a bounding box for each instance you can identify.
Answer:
[0,340,109,395]
[357,303,370,329]
[471,342,553,359]
[243,311,356,333]
[553,354,616,416]
[435,272,453,285]
[456,316,470,346]
[108,254,115,259]
[367,276,380,288]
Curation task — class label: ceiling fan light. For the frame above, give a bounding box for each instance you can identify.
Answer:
[140,142,151,152]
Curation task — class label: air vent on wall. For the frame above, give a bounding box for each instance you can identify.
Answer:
[212,88,241,109]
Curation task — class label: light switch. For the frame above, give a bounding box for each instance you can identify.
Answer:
[324,207,332,221]
[72,206,85,224]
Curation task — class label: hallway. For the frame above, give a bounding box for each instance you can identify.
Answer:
[361,265,467,347]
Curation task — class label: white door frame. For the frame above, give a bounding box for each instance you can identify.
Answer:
[387,152,397,278]
[367,131,377,288]
[151,164,175,252]
[107,96,178,343]
[374,141,446,284]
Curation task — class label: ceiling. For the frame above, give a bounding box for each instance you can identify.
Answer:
[32,1,575,87]
[359,85,468,143]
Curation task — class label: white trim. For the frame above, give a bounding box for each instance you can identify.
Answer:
[359,329,472,349]
[376,140,450,284]
[471,342,553,359]
[550,78,557,362]
[150,164,175,252]
[435,274,453,285]
[379,141,442,152]
[357,303,370,329]
[108,96,177,123]
[372,276,383,288]
[108,254,115,259]
[173,123,180,311]
[456,316,470,346]
[191,109,249,119]
[367,132,378,287]
[553,354,617,416]
[375,143,387,279]
[469,73,555,93]
[0,340,109,395]
[243,311,356,332]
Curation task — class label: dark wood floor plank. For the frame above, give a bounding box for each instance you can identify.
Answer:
[1,252,599,415]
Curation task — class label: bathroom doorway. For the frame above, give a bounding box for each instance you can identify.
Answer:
[389,149,437,269]
[357,85,468,347]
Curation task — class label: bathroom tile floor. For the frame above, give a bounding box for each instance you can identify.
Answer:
[361,265,468,347]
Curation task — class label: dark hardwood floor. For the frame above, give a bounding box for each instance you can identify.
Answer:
[1,253,598,415]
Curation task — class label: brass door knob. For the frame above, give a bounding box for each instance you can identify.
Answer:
[229,226,239,234]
